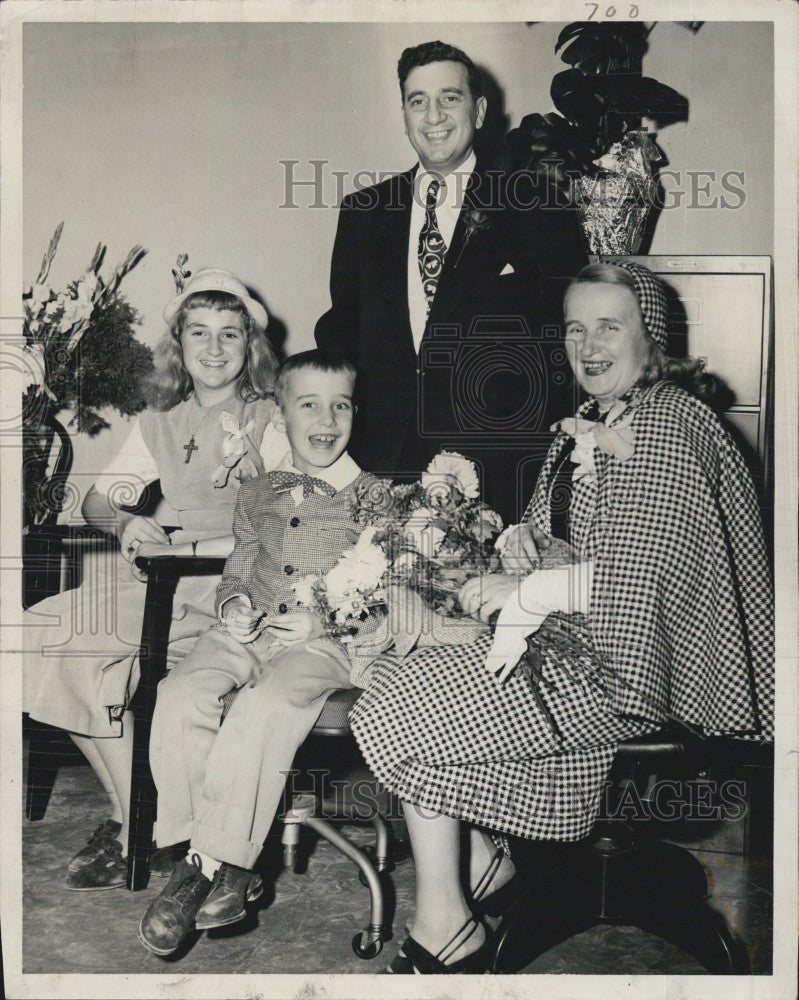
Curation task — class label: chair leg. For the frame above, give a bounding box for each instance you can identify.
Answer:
[370,812,390,871]
[280,792,390,959]
[281,792,315,869]
[595,840,750,973]
[490,850,600,973]
[126,567,178,890]
[632,902,752,974]
[24,718,64,821]
[303,814,389,959]
[127,701,158,890]
[491,839,751,975]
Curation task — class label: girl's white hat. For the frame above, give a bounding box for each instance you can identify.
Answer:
[163,268,268,330]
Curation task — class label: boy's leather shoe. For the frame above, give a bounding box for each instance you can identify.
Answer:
[138,855,211,955]
[149,841,190,879]
[67,819,122,872]
[64,838,126,890]
[194,863,263,930]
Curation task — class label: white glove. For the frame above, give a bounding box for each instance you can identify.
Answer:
[485,561,594,682]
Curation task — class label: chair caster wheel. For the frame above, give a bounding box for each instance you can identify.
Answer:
[352,930,383,959]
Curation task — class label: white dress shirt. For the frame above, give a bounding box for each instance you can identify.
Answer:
[407,151,476,353]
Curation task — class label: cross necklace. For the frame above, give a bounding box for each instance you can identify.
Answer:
[183,400,217,464]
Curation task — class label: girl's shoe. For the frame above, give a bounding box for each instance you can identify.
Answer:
[66,819,122,872]
[64,839,127,890]
[386,917,493,974]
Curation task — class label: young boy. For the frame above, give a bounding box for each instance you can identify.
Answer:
[139,349,386,956]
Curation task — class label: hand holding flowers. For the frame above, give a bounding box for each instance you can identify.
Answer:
[459,574,517,622]
[222,597,264,646]
[291,452,504,648]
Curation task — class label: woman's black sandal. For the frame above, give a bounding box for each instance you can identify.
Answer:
[471,848,527,920]
[471,848,506,905]
[386,917,493,974]
[392,849,509,971]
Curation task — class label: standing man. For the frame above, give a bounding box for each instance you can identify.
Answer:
[315,40,586,522]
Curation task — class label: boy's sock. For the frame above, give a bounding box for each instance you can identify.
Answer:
[186,847,221,881]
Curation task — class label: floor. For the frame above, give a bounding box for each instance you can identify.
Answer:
[20,750,773,978]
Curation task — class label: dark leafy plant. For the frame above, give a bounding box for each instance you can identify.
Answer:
[23,294,153,435]
[22,225,151,525]
[507,22,690,186]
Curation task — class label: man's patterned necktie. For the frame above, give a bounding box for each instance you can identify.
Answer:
[418,177,447,311]
[261,470,337,498]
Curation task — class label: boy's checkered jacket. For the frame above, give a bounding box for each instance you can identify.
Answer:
[215,470,386,678]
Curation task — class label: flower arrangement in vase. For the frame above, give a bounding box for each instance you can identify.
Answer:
[507,21,695,254]
[21,223,152,526]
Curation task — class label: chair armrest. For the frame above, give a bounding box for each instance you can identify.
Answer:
[23,525,119,609]
[134,552,226,580]
[132,553,227,688]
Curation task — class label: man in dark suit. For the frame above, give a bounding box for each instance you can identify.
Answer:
[315,40,586,522]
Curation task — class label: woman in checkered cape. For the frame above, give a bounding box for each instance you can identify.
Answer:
[349,261,773,973]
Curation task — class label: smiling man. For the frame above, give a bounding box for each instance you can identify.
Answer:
[316,40,587,522]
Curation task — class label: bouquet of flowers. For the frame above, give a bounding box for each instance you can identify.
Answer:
[21,223,152,525]
[22,222,151,434]
[292,452,505,653]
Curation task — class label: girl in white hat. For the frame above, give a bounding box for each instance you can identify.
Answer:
[23,268,287,889]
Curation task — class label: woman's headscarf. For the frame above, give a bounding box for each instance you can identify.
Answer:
[608,261,668,350]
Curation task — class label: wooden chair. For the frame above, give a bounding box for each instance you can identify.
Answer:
[23,525,119,821]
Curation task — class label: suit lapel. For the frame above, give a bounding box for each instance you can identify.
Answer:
[427,165,497,328]
[373,168,415,343]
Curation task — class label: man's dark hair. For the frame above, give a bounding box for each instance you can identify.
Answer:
[274,348,357,405]
[397,40,483,101]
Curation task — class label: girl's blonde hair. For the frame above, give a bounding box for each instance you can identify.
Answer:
[143,290,277,411]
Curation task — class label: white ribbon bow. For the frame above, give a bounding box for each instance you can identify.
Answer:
[553,400,636,479]
[211,411,263,488]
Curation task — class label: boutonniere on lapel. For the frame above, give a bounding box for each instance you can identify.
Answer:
[552,398,636,480]
[453,208,492,268]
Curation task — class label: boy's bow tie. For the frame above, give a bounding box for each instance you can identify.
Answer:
[262,470,337,498]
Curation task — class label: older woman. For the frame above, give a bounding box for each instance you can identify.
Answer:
[349,261,773,974]
[23,269,287,890]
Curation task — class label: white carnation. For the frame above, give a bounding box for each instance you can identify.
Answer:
[421,450,480,501]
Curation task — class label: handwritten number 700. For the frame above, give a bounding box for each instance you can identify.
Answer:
[585,4,640,17]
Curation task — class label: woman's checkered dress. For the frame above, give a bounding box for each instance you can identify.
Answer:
[350,382,773,842]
